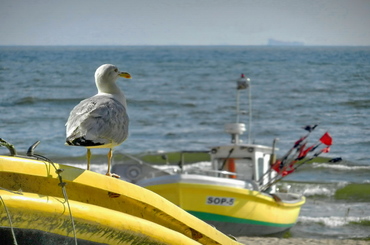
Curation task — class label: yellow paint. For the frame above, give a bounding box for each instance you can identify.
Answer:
[0,190,199,245]
[146,182,305,226]
[0,155,241,245]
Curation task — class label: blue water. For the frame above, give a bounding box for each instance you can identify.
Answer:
[1,46,370,239]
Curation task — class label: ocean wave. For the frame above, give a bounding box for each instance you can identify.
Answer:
[298,216,370,227]
[14,96,81,105]
[302,185,335,197]
[64,162,108,174]
[288,182,347,197]
[312,162,370,171]
[342,99,370,109]
[335,183,370,202]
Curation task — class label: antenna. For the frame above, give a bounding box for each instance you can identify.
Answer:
[237,74,252,144]
[224,74,251,144]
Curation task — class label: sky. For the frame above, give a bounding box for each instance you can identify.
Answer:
[1,0,369,46]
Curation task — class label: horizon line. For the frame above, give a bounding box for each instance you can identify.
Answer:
[1,44,370,48]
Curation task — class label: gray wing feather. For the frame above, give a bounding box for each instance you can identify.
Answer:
[66,96,129,145]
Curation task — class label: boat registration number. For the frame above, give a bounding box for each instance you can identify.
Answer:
[206,196,235,206]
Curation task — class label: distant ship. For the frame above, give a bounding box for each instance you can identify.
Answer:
[267,38,304,46]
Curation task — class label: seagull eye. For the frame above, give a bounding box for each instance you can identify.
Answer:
[114,68,118,72]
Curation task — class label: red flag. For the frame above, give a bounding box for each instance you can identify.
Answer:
[296,143,306,159]
[271,160,282,172]
[321,146,330,153]
[282,169,295,176]
[294,136,306,147]
[297,145,315,160]
[319,132,332,146]
[298,142,306,154]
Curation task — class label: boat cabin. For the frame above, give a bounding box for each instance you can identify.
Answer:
[209,143,276,188]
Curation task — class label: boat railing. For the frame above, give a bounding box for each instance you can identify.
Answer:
[120,153,146,165]
[122,151,254,180]
[181,166,250,180]
[177,150,210,169]
[117,151,255,180]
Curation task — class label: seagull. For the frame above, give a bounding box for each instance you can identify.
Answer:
[66,64,131,177]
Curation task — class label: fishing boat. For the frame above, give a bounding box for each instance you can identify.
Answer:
[112,75,322,236]
[0,140,241,245]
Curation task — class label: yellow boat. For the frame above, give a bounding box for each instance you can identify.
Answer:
[0,141,241,245]
[113,75,306,236]
[133,143,305,236]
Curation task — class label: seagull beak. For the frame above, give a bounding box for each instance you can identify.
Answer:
[119,72,132,79]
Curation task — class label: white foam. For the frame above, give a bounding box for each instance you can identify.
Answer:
[64,162,108,174]
[302,186,334,197]
[153,161,212,171]
[298,216,370,227]
[312,162,370,171]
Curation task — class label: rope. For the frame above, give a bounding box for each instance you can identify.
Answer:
[0,196,18,245]
[32,153,78,245]
[1,140,77,244]
[0,138,17,156]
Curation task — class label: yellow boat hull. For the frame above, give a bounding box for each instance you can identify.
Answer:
[140,175,305,236]
[0,155,241,245]
[0,190,200,245]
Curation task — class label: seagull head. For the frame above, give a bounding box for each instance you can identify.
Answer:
[94,64,131,95]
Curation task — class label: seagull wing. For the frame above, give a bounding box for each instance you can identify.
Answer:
[66,95,129,146]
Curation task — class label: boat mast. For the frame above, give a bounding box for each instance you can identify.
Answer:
[236,74,252,144]
[225,74,251,145]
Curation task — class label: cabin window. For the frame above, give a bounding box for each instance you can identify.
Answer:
[234,159,253,180]
[257,157,264,181]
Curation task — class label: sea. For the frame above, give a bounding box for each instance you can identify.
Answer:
[0,46,369,240]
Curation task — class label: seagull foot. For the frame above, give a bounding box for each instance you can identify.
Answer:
[106,172,121,197]
[106,172,120,179]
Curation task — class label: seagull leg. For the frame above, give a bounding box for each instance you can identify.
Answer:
[87,149,91,170]
[106,148,121,198]
[106,148,112,175]
[106,148,120,178]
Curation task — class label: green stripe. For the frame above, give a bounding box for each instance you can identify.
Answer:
[187,211,294,228]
